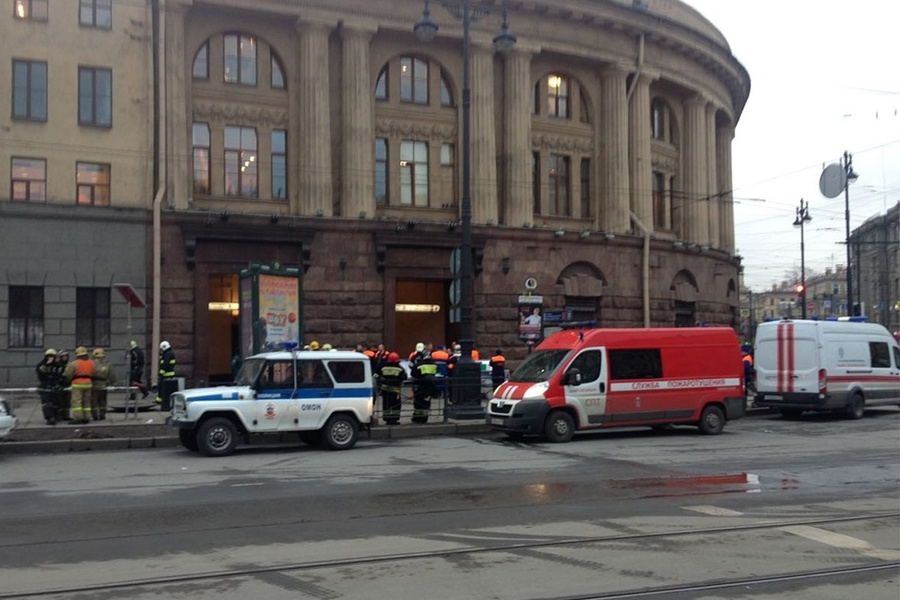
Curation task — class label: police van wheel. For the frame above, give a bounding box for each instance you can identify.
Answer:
[544,411,575,443]
[179,429,199,452]
[324,414,359,450]
[698,405,725,435]
[197,417,238,457]
[846,394,865,420]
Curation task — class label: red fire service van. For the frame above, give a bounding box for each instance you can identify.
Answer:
[486,327,746,442]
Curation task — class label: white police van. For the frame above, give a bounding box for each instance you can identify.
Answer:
[167,350,374,456]
[754,318,900,419]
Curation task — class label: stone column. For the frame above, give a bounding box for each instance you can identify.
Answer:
[717,123,735,253]
[628,71,656,231]
[297,20,334,216]
[340,24,375,219]
[705,103,719,248]
[600,65,630,233]
[682,95,707,245]
[164,1,189,209]
[502,49,532,228]
[470,43,498,225]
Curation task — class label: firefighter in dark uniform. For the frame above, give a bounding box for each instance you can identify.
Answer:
[378,352,405,425]
[411,343,437,424]
[36,348,62,425]
[127,340,149,399]
[157,340,177,407]
[56,350,71,420]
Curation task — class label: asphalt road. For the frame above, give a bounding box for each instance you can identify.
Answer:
[1,408,898,599]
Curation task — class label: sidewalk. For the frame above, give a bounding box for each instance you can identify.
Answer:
[0,388,491,454]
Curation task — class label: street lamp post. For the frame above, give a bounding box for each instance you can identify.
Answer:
[415,0,515,418]
[842,151,859,315]
[793,199,812,318]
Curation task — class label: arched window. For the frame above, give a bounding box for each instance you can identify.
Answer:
[547,74,569,118]
[192,41,209,80]
[271,53,286,89]
[440,69,453,106]
[375,66,387,100]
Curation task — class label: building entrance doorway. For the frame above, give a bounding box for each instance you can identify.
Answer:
[208,274,239,382]
[395,279,451,356]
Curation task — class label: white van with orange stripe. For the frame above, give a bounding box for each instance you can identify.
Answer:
[753,319,900,419]
[486,327,746,442]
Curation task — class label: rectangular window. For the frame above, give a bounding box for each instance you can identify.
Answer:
[11,157,46,202]
[440,143,454,167]
[548,75,568,118]
[76,162,111,206]
[224,33,257,85]
[76,287,110,348]
[192,122,210,195]
[400,57,428,104]
[375,137,388,204]
[271,129,287,199]
[532,152,540,216]
[609,348,663,380]
[224,125,258,197]
[78,66,112,127]
[79,0,110,28]
[12,59,47,121]
[652,171,665,229]
[13,0,47,20]
[399,140,428,206]
[8,286,43,348]
[549,154,569,216]
[870,342,891,368]
[580,158,590,219]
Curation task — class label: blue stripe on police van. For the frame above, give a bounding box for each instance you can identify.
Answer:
[185,388,373,402]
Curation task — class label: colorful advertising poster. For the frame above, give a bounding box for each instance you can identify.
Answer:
[518,295,544,342]
[240,276,254,358]
[258,273,300,351]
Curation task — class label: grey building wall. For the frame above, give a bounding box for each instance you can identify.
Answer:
[0,203,149,386]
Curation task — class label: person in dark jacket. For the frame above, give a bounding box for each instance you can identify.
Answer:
[411,343,437,424]
[156,340,177,407]
[378,352,405,425]
[36,348,62,425]
[489,349,507,391]
[127,340,148,399]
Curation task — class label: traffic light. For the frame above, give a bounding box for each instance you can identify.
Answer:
[795,283,806,303]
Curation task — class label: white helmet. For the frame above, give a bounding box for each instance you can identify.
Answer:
[415,342,425,353]
[160,341,171,351]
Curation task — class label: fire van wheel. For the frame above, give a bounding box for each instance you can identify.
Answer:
[544,411,575,443]
[323,414,359,450]
[846,394,865,420]
[197,417,238,457]
[178,429,199,452]
[698,405,725,435]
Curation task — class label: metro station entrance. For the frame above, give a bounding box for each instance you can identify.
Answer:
[394,279,453,356]
[208,274,239,382]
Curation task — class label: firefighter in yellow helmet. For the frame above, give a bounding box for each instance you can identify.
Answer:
[64,346,95,424]
[91,348,118,420]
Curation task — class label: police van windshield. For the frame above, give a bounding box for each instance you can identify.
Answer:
[511,349,571,383]
[235,358,265,386]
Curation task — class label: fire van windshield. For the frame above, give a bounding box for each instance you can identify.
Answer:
[511,349,572,383]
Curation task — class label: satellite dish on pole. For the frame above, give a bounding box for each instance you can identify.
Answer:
[819,163,845,198]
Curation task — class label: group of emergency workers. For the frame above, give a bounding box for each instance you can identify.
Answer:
[280,338,510,425]
[35,340,178,424]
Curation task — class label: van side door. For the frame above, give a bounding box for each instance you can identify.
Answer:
[254,358,298,431]
[562,349,607,426]
[868,340,900,405]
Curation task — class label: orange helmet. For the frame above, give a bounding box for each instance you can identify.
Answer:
[388,352,400,363]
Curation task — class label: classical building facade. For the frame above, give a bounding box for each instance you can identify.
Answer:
[1,0,750,385]
[852,202,899,332]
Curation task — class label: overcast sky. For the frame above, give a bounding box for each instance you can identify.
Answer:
[681,0,900,291]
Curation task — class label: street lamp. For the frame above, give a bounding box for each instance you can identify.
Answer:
[842,151,859,315]
[793,198,812,318]
[415,0,516,418]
